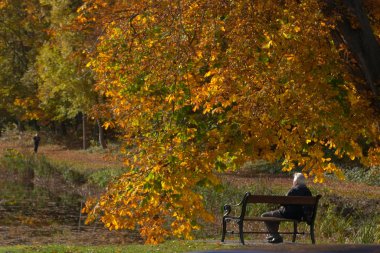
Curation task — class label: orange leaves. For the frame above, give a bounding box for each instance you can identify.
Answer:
[78,0,380,244]
[262,39,274,49]
[102,121,115,130]
[293,26,301,33]
[367,147,380,166]
[0,1,7,9]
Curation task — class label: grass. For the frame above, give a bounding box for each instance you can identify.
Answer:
[0,240,235,253]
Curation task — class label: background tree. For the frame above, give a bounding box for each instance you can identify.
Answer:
[78,0,380,244]
[0,0,48,129]
[35,0,107,149]
[0,0,107,148]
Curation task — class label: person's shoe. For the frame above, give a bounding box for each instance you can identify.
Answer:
[268,236,283,244]
[266,235,274,242]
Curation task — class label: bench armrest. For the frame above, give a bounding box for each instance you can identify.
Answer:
[223,202,242,216]
[223,193,250,216]
[223,204,232,216]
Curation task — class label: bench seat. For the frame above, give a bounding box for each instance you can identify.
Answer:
[221,192,321,245]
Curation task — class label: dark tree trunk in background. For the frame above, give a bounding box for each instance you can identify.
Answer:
[325,0,380,108]
[82,113,87,150]
[32,120,39,132]
[97,119,107,149]
[61,121,67,136]
[17,120,24,132]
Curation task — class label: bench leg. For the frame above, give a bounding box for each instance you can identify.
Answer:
[310,223,316,244]
[292,221,298,243]
[221,218,227,242]
[238,220,245,245]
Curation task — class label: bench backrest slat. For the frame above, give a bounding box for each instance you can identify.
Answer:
[239,192,321,223]
[245,195,319,205]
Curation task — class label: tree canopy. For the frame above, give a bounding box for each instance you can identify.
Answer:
[0,0,47,122]
[77,0,380,244]
[35,0,95,122]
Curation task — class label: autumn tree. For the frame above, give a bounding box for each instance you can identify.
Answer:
[0,0,48,128]
[78,0,380,243]
[35,0,109,149]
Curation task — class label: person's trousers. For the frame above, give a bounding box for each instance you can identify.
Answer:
[261,209,283,237]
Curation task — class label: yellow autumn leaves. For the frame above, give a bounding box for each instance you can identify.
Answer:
[79,0,380,244]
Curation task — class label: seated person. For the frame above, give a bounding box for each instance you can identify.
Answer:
[261,172,312,243]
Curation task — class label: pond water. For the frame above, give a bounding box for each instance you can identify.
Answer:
[0,176,142,245]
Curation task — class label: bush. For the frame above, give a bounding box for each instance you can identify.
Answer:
[0,148,30,174]
[61,167,87,185]
[238,160,283,176]
[87,167,127,187]
[344,166,380,186]
[33,155,57,177]
[317,204,354,243]
[0,148,36,183]
[353,222,379,244]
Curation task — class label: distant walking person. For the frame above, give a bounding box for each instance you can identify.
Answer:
[33,133,41,153]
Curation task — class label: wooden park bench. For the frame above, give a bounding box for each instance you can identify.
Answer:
[221,192,322,245]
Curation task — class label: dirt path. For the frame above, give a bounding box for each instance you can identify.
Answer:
[0,132,123,171]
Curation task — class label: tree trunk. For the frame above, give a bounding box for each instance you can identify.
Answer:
[97,119,107,149]
[61,121,67,136]
[82,113,87,150]
[17,120,24,132]
[325,0,380,108]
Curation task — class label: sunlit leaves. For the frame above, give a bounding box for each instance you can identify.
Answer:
[79,0,380,243]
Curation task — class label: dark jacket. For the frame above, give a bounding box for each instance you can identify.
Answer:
[33,135,40,145]
[280,184,312,219]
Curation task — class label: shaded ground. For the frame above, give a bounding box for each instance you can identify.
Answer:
[0,225,141,246]
[0,132,140,246]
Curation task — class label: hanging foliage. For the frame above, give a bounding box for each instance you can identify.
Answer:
[77,0,380,243]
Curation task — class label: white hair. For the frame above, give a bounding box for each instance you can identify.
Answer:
[293,173,306,186]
